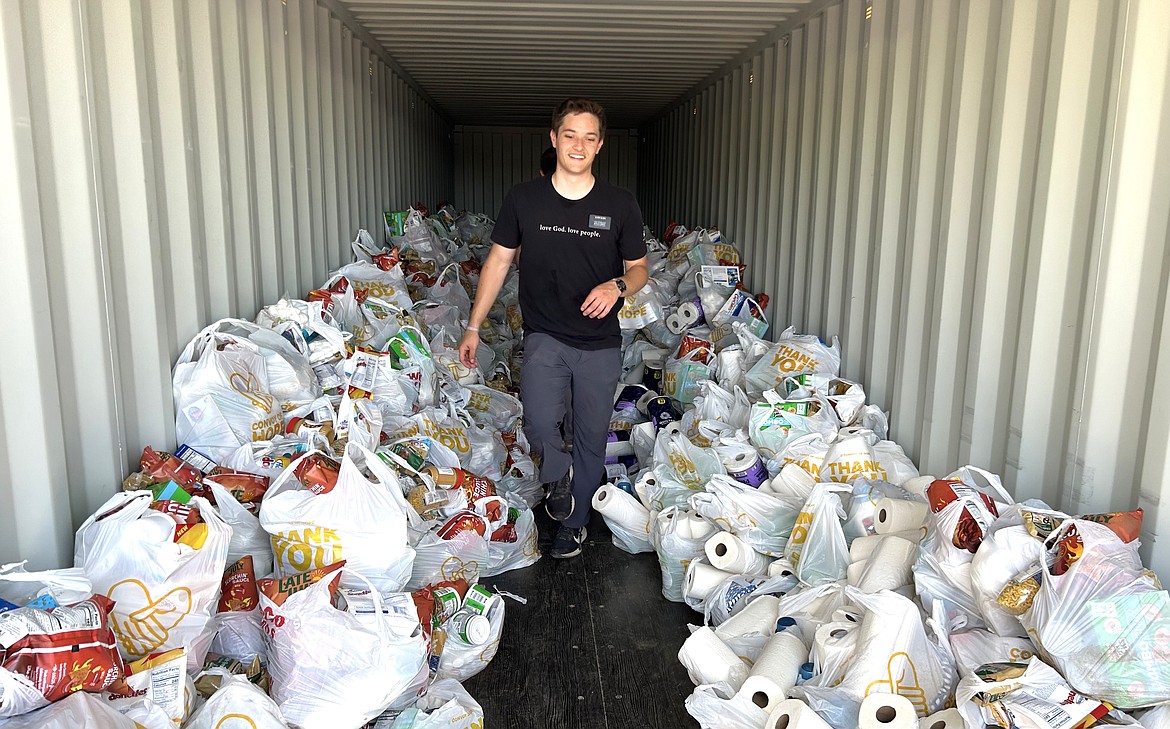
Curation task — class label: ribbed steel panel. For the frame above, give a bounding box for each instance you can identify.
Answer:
[0,0,451,569]
[338,0,820,127]
[639,0,1170,577]
[452,126,638,219]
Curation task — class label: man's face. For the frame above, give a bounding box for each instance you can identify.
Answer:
[551,112,604,175]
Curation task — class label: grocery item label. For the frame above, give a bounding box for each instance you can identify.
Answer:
[700,265,740,287]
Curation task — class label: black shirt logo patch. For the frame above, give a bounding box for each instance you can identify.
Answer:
[589,214,612,231]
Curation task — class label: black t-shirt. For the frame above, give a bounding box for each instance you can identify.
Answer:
[492,176,646,350]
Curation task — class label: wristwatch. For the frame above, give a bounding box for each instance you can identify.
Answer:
[613,278,628,295]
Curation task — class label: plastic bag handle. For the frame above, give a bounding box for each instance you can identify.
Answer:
[951,465,1013,504]
[262,449,324,501]
[349,442,422,528]
[433,262,460,288]
[339,567,391,643]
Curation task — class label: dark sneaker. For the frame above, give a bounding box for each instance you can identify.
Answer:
[550,525,587,559]
[544,467,574,521]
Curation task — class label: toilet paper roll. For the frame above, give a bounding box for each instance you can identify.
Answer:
[677,301,702,327]
[662,421,683,438]
[765,699,833,729]
[873,498,930,535]
[677,511,717,541]
[678,626,748,691]
[859,692,918,729]
[901,475,936,499]
[857,536,917,593]
[846,560,867,586]
[705,531,773,575]
[736,631,807,713]
[849,534,886,562]
[592,484,651,533]
[686,561,735,601]
[812,621,858,672]
[918,708,964,729]
[666,313,687,334]
[715,595,780,640]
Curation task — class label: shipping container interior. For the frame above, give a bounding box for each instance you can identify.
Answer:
[3,0,1169,587]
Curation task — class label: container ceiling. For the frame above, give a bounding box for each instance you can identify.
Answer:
[337,0,822,127]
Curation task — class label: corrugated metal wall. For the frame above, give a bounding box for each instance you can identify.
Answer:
[0,0,451,569]
[452,126,638,219]
[639,0,1170,576]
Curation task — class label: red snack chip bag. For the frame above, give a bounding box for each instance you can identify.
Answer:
[490,508,521,543]
[219,556,259,613]
[257,561,344,607]
[371,248,400,271]
[293,454,341,496]
[205,468,270,505]
[0,595,127,706]
[437,510,489,540]
[140,446,202,489]
[677,334,714,364]
[1079,508,1143,543]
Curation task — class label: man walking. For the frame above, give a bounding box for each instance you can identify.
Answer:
[459,98,648,559]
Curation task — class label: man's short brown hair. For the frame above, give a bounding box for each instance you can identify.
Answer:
[551,98,607,140]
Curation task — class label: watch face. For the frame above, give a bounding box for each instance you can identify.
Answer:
[615,279,627,294]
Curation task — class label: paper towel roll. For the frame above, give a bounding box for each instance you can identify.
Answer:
[666,312,687,334]
[634,471,656,510]
[715,595,780,639]
[592,484,651,533]
[901,475,936,499]
[705,531,773,575]
[857,536,917,593]
[686,561,734,601]
[662,421,683,438]
[812,621,857,672]
[873,498,930,535]
[736,631,807,713]
[767,558,795,578]
[765,699,833,729]
[849,534,886,562]
[846,560,867,586]
[859,692,918,729]
[774,463,817,500]
[918,708,964,729]
[678,626,748,691]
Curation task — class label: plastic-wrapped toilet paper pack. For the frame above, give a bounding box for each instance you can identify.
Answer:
[765,699,833,729]
[706,575,798,628]
[678,626,749,696]
[858,692,918,729]
[736,631,808,714]
[592,483,653,554]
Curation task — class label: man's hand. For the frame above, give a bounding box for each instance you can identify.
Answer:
[458,329,480,369]
[581,280,623,319]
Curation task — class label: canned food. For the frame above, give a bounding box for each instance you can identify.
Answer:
[431,586,462,625]
[449,610,491,646]
[463,585,501,617]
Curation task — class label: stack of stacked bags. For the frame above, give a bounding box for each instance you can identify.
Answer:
[0,205,534,729]
[600,221,1170,729]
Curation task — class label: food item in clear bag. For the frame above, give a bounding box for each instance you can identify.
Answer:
[997,564,1045,615]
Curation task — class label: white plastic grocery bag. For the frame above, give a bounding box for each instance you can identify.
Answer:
[205,481,274,579]
[184,668,286,729]
[436,595,505,682]
[821,430,919,486]
[662,348,715,405]
[483,505,543,577]
[0,691,147,729]
[74,492,231,672]
[261,568,427,729]
[652,507,709,603]
[783,483,851,586]
[396,679,484,729]
[406,530,489,591]
[684,685,770,729]
[260,444,416,593]
[0,561,91,606]
[796,588,956,726]
[653,430,726,491]
[689,475,799,555]
[326,260,414,312]
[173,326,284,462]
[744,326,842,394]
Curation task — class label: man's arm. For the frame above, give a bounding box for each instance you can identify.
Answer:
[458,243,517,368]
[580,256,649,319]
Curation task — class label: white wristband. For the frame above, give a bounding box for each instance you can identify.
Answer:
[466,326,479,333]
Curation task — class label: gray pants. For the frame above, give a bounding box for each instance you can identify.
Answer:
[520,333,621,529]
